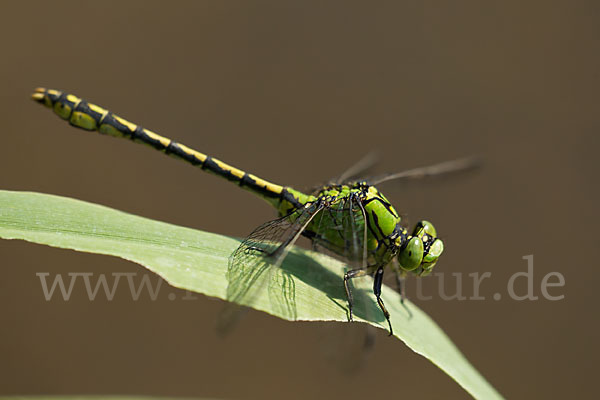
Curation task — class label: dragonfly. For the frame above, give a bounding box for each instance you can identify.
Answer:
[32,87,477,335]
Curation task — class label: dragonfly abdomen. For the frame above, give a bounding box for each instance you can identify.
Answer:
[32,88,311,208]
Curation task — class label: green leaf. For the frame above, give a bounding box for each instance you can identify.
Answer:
[0,190,502,399]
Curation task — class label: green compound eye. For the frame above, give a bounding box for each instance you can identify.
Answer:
[422,238,444,270]
[414,220,437,237]
[398,236,424,271]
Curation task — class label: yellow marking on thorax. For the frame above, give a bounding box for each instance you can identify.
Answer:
[368,186,380,196]
[144,129,171,147]
[365,191,377,201]
[177,143,208,162]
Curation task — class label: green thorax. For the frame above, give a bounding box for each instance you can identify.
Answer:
[278,183,404,265]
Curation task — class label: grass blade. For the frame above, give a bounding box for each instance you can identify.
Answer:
[0,190,502,399]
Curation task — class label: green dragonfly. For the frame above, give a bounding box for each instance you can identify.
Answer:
[32,87,476,335]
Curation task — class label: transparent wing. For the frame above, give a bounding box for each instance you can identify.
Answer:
[217,201,324,334]
[317,194,378,372]
[366,156,481,185]
[335,151,379,184]
[318,321,377,375]
[307,152,379,195]
[305,196,364,265]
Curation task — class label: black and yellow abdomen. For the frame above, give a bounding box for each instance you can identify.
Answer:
[32,88,310,210]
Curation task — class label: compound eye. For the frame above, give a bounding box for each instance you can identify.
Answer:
[414,220,437,237]
[421,238,444,272]
[425,238,444,261]
[398,236,424,271]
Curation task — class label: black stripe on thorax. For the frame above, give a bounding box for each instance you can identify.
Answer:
[279,188,300,207]
[364,196,399,218]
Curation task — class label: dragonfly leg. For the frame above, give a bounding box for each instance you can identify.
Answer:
[244,246,267,255]
[392,258,413,319]
[394,272,404,303]
[344,266,375,322]
[373,266,393,336]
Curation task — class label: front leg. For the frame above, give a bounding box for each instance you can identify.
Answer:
[344,266,376,321]
[392,258,413,319]
[373,266,394,335]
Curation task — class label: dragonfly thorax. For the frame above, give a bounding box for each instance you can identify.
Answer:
[295,182,444,276]
[296,183,403,265]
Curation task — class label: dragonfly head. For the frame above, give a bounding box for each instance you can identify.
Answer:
[396,220,444,276]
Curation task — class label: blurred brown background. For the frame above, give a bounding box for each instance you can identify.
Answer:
[1,1,597,399]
